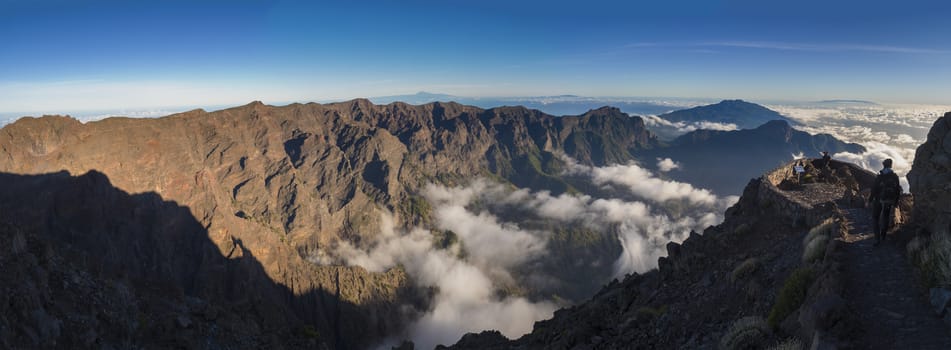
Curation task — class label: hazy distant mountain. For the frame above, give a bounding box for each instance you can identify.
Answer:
[816,99,879,105]
[368,91,458,105]
[644,119,866,195]
[657,99,793,130]
[367,92,691,117]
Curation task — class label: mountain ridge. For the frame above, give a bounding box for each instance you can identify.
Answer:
[657,99,794,130]
[0,98,658,348]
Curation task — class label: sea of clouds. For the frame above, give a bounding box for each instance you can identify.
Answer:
[769,103,949,190]
[326,157,737,349]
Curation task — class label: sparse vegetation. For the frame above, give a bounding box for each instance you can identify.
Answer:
[404,194,432,224]
[802,235,828,264]
[734,223,751,235]
[719,316,771,350]
[300,324,320,339]
[802,219,834,264]
[803,218,835,247]
[908,232,951,288]
[767,337,803,350]
[731,258,760,283]
[768,267,815,328]
[432,229,460,249]
[635,304,668,320]
[550,227,602,249]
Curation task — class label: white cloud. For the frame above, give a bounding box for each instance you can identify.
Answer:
[702,41,949,54]
[642,115,739,140]
[892,133,919,145]
[769,102,950,191]
[643,115,738,135]
[335,212,555,350]
[564,157,717,206]
[656,157,681,172]
[833,141,915,190]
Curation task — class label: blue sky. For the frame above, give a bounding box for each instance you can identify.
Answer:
[2,0,950,113]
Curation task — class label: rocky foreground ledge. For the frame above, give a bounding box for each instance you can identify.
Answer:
[439,153,951,350]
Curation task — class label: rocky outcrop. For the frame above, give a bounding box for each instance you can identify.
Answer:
[908,112,951,328]
[908,112,951,235]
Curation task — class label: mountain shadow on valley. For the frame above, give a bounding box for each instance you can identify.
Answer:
[0,170,413,349]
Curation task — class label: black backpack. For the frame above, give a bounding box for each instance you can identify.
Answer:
[879,174,900,205]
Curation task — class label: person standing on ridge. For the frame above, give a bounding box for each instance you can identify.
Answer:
[869,158,902,245]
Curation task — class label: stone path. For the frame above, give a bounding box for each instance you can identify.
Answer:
[840,207,951,349]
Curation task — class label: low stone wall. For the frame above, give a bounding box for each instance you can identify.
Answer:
[756,161,838,229]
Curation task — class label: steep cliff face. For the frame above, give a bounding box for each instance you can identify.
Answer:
[908,112,951,234]
[0,100,656,347]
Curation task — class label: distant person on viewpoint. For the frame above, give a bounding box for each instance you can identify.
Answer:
[817,151,832,182]
[869,158,902,246]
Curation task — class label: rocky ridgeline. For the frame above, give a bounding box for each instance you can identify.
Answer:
[0,100,655,348]
[441,159,880,349]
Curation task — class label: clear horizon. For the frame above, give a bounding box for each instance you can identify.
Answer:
[2,0,951,114]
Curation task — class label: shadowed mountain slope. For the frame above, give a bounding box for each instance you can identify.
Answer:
[0,170,410,349]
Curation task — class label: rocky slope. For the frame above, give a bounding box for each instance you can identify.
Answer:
[0,100,657,348]
[443,159,881,349]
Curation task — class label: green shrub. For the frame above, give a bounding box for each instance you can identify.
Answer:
[731,258,760,283]
[802,235,829,264]
[768,268,815,328]
[803,218,835,247]
[635,305,668,320]
[910,232,951,288]
[300,324,320,339]
[767,337,803,350]
[719,316,770,350]
[734,223,751,235]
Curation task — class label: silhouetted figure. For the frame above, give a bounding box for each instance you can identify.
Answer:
[869,158,902,245]
[815,152,833,182]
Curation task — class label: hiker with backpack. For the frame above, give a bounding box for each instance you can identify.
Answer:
[869,158,902,245]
